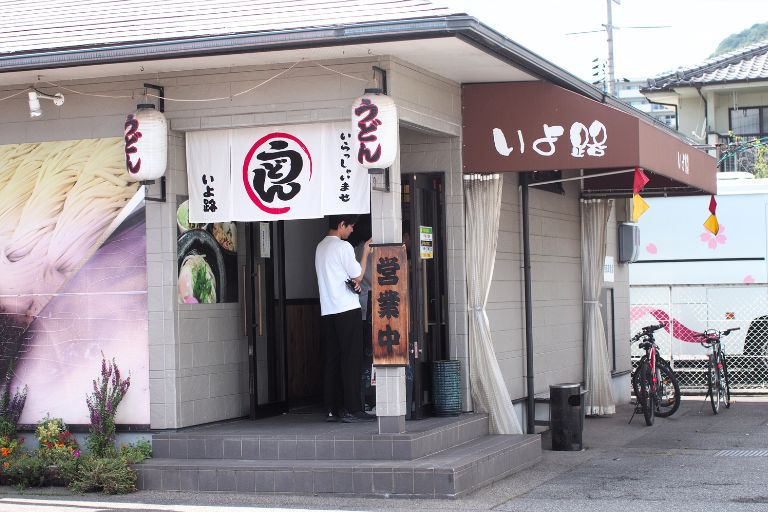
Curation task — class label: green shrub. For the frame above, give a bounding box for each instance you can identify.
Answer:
[68,456,136,495]
[119,439,152,464]
[6,452,46,488]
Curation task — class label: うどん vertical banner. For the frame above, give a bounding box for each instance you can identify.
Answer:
[186,122,371,222]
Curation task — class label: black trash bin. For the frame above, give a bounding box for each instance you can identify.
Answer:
[549,383,586,451]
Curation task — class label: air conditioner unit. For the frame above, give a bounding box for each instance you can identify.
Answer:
[618,222,640,263]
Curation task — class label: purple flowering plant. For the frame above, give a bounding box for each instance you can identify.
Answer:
[85,355,130,457]
[0,378,28,439]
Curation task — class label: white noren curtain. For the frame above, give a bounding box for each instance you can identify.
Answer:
[581,199,615,416]
[464,173,523,434]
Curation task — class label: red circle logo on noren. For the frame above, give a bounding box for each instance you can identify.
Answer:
[242,132,313,215]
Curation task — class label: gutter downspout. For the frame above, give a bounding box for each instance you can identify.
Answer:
[645,98,679,131]
[696,86,708,138]
[521,172,535,434]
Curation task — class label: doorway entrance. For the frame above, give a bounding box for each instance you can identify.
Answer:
[402,173,448,419]
[244,219,327,418]
[243,173,448,421]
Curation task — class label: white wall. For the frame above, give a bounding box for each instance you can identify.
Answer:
[712,89,768,135]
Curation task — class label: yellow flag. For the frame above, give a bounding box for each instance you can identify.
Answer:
[703,214,719,235]
[632,193,649,222]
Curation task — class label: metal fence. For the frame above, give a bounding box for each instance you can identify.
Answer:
[630,284,768,393]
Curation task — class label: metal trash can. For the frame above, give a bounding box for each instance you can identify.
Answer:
[549,383,586,451]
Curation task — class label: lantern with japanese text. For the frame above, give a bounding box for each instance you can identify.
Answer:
[350,89,398,169]
[124,104,168,181]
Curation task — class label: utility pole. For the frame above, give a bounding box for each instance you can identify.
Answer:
[605,0,617,96]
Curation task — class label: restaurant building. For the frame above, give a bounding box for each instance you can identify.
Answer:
[0,0,716,497]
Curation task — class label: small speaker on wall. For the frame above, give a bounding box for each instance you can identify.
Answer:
[618,222,640,263]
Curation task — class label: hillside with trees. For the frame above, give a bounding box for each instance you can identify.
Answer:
[711,22,768,57]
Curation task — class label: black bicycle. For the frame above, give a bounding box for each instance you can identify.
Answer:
[631,322,681,425]
[695,327,739,414]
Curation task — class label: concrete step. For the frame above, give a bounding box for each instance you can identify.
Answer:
[152,413,489,461]
[135,433,541,498]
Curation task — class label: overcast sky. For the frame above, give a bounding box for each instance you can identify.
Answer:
[439,0,767,81]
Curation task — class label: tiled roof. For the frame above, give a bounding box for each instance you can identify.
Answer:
[0,0,462,55]
[644,39,768,91]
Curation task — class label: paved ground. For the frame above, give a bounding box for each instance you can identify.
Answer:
[0,396,766,511]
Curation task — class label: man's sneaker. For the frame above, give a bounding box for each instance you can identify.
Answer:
[357,411,376,421]
[325,411,339,422]
[339,410,376,423]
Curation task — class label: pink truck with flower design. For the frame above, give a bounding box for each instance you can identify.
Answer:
[630,174,768,388]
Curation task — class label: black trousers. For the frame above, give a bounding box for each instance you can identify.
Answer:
[322,308,363,414]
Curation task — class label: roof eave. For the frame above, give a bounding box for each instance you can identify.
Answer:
[0,16,609,101]
[0,14,681,136]
[644,77,768,93]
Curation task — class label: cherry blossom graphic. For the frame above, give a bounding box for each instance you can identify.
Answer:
[744,275,756,284]
[646,243,657,255]
[700,223,726,250]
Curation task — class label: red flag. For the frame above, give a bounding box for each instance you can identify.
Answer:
[633,167,649,194]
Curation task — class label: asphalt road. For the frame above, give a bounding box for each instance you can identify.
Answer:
[1,397,766,512]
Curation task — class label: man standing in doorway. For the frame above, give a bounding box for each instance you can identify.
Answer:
[315,215,374,423]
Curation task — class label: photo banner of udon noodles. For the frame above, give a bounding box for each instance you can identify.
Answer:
[0,138,149,426]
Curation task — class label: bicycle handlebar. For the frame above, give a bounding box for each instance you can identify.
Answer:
[695,327,741,346]
[630,322,667,343]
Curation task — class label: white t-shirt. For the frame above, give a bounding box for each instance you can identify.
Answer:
[315,235,362,316]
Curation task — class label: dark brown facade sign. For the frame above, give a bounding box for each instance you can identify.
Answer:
[462,82,716,195]
[371,244,409,366]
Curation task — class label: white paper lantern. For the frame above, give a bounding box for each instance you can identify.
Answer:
[350,89,398,169]
[124,104,168,181]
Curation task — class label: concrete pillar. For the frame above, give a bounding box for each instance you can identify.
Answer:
[371,153,406,433]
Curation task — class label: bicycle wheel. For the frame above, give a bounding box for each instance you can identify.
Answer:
[708,355,721,414]
[654,361,681,418]
[631,356,646,401]
[720,353,731,409]
[638,361,655,426]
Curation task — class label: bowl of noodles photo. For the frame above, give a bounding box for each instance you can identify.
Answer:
[177,229,226,304]
[211,222,237,253]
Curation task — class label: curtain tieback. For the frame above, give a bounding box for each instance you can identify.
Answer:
[469,306,485,311]
[583,300,599,304]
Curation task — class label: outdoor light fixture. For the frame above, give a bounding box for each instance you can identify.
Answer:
[27,89,65,118]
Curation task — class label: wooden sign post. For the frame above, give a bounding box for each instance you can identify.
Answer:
[370,244,409,366]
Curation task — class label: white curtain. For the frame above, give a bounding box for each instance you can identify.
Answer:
[581,199,615,416]
[464,174,523,434]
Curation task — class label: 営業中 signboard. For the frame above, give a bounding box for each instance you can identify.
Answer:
[370,244,409,366]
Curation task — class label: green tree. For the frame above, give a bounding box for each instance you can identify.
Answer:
[711,22,768,57]
[755,144,768,179]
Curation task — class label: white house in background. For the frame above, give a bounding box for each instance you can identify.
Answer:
[642,40,768,174]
